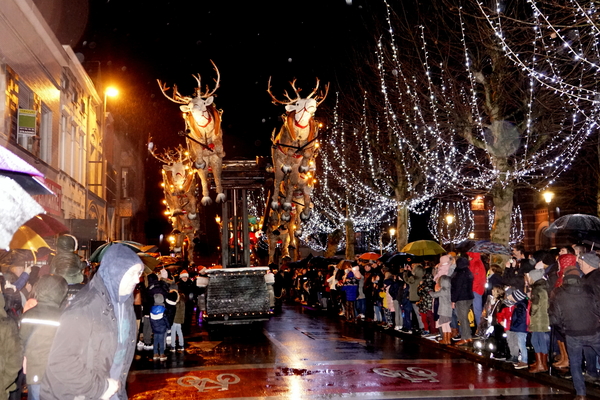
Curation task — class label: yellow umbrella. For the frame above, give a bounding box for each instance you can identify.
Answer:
[401,240,446,256]
[10,226,50,252]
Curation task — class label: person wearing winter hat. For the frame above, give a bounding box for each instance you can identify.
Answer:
[506,288,529,369]
[150,294,169,361]
[41,244,143,400]
[20,275,68,400]
[580,252,600,300]
[178,269,196,334]
[168,291,186,351]
[526,269,550,373]
[550,263,600,400]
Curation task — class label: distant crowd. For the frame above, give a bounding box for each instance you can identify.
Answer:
[271,244,600,400]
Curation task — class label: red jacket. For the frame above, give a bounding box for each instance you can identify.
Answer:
[467,252,486,295]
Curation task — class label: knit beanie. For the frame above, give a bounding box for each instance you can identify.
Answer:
[512,289,527,302]
[154,293,164,305]
[527,269,545,283]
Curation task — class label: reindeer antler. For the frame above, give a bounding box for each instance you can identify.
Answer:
[149,143,190,165]
[267,77,301,105]
[268,77,329,106]
[157,80,191,104]
[194,60,221,99]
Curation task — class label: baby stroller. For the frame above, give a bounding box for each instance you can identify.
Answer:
[472,294,509,359]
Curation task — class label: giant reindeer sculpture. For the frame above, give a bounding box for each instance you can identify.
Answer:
[148,141,199,262]
[158,61,226,206]
[267,78,328,222]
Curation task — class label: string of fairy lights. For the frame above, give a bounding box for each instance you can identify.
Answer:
[296,0,596,250]
[428,200,475,245]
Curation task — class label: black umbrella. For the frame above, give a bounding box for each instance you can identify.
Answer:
[545,214,600,236]
[387,252,415,267]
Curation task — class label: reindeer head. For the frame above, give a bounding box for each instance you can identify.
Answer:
[267,78,329,124]
[158,61,221,127]
[148,142,191,190]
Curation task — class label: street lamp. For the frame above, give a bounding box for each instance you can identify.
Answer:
[445,214,455,251]
[543,190,554,224]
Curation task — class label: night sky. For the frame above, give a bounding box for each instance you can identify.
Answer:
[63,0,384,243]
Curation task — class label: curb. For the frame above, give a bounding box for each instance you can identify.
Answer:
[381,326,600,399]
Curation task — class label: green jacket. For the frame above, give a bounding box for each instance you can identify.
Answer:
[529,279,550,332]
[0,294,22,399]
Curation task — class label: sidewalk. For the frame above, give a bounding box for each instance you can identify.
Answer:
[370,322,600,399]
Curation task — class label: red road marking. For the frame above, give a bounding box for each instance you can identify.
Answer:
[128,360,544,399]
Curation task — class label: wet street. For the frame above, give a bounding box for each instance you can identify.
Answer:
[127,305,576,400]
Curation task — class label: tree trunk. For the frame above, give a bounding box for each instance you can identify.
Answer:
[345,218,355,260]
[597,134,600,217]
[325,229,342,258]
[490,181,514,246]
[395,200,410,251]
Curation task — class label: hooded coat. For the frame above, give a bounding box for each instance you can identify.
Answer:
[430,275,452,318]
[0,292,22,400]
[20,275,68,385]
[49,235,85,285]
[466,252,486,296]
[41,244,142,400]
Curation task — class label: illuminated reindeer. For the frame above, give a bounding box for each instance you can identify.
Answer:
[267,78,328,221]
[148,141,199,262]
[157,61,226,206]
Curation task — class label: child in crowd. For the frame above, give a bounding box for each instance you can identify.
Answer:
[430,275,452,344]
[150,294,169,361]
[169,291,186,351]
[477,285,509,359]
[417,267,435,335]
[505,288,529,369]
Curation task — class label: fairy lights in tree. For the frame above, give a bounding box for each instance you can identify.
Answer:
[371,0,598,245]
[428,200,475,245]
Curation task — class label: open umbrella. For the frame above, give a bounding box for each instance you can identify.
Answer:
[24,214,70,237]
[545,214,600,236]
[0,176,45,250]
[89,240,145,263]
[358,252,380,260]
[387,252,415,267]
[137,252,159,275]
[469,240,511,256]
[0,146,54,195]
[10,226,50,252]
[401,240,446,256]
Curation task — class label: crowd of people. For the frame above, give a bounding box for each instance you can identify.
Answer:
[0,235,204,400]
[272,244,600,400]
[2,234,600,400]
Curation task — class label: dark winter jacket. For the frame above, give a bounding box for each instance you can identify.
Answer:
[20,275,68,385]
[550,275,600,337]
[150,305,170,334]
[178,277,196,301]
[144,274,169,316]
[165,290,179,326]
[0,292,22,399]
[342,272,359,302]
[451,258,474,303]
[528,278,550,333]
[509,299,529,333]
[502,259,533,292]
[41,245,141,400]
[583,268,600,300]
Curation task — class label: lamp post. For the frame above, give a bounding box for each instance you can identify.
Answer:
[102,86,118,240]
